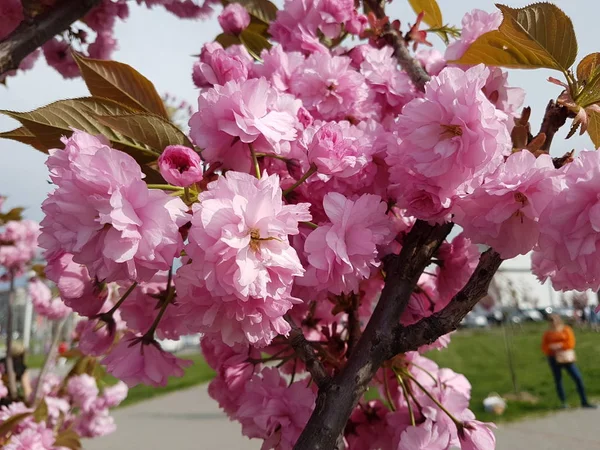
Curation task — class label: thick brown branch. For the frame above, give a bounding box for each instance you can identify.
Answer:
[393,249,503,353]
[537,100,570,151]
[287,317,331,389]
[345,297,361,357]
[294,220,452,450]
[364,0,430,91]
[0,0,101,77]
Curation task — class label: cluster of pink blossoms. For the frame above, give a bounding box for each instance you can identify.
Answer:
[27,1,600,449]
[0,374,127,448]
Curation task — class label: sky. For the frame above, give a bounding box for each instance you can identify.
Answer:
[1,0,599,306]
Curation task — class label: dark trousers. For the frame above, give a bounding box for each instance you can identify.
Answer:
[548,356,589,405]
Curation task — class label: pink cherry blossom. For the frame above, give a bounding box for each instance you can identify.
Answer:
[302,192,393,294]
[67,374,99,411]
[0,219,39,273]
[290,52,369,121]
[102,332,192,387]
[28,278,72,320]
[4,425,56,450]
[99,382,128,408]
[189,78,301,172]
[386,65,511,222]
[158,145,204,187]
[252,45,305,93]
[418,333,453,353]
[307,122,369,178]
[192,44,249,88]
[435,234,479,299]
[218,3,250,34]
[533,150,600,291]
[45,252,107,317]
[39,131,188,282]
[445,9,502,61]
[345,401,390,450]
[269,0,328,54]
[455,151,558,259]
[185,171,310,301]
[459,420,497,450]
[397,420,452,450]
[236,368,316,449]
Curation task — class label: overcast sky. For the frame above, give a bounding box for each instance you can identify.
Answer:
[1,0,598,305]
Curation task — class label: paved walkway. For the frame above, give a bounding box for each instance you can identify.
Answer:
[85,384,600,449]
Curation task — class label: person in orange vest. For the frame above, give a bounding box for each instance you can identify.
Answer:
[542,314,596,409]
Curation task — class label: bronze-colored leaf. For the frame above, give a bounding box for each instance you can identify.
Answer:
[94,113,194,153]
[215,33,241,49]
[0,98,158,163]
[0,127,46,153]
[587,110,600,149]
[0,207,24,223]
[54,429,82,450]
[240,29,272,61]
[0,412,32,438]
[33,399,48,423]
[408,0,443,28]
[577,53,600,81]
[224,0,278,25]
[454,3,577,72]
[73,53,168,118]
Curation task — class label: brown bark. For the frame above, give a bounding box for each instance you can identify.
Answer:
[0,0,101,78]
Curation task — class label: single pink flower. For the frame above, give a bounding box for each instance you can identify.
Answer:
[454,151,558,259]
[192,44,249,88]
[218,3,250,34]
[533,150,600,291]
[445,9,502,61]
[67,374,99,412]
[102,332,192,387]
[290,52,369,121]
[189,78,301,172]
[302,192,393,294]
[236,368,316,449]
[158,145,204,187]
[39,131,188,283]
[28,278,72,320]
[45,252,107,317]
[458,420,497,450]
[435,234,479,299]
[386,65,511,221]
[397,420,452,450]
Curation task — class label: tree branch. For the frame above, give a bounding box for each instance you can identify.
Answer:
[286,317,331,389]
[345,295,361,357]
[294,220,452,450]
[537,100,570,151]
[392,249,503,354]
[0,0,101,77]
[364,0,431,91]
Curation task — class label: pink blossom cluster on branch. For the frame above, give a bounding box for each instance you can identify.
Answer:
[13,2,600,450]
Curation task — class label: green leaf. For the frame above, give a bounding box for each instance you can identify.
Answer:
[73,52,169,119]
[0,412,32,438]
[53,429,82,450]
[0,207,24,223]
[454,3,578,72]
[587,110,600,149]
[577,53,600,81]
[0,127,46,153]
[408,0,443,28]
[0,98,159,163]
[215,33,241,49]
[94,113,194,153]
[33,399,48,423]
[224,0,278,25]
[240,29,272,61]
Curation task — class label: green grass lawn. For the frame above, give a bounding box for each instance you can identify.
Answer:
[428,323,600,423]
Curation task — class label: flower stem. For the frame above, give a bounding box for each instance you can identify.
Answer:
[301,221,318,230]
[147,184,183,191]
[184,186,191,203]
[404,371,463,427]
[104,282,138,317]
[255,152,289,162]
[249,143,261,179]
[283,164,317,196]
[144,268,174,339]
[396,374,415,426]
[383,368,397,412]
